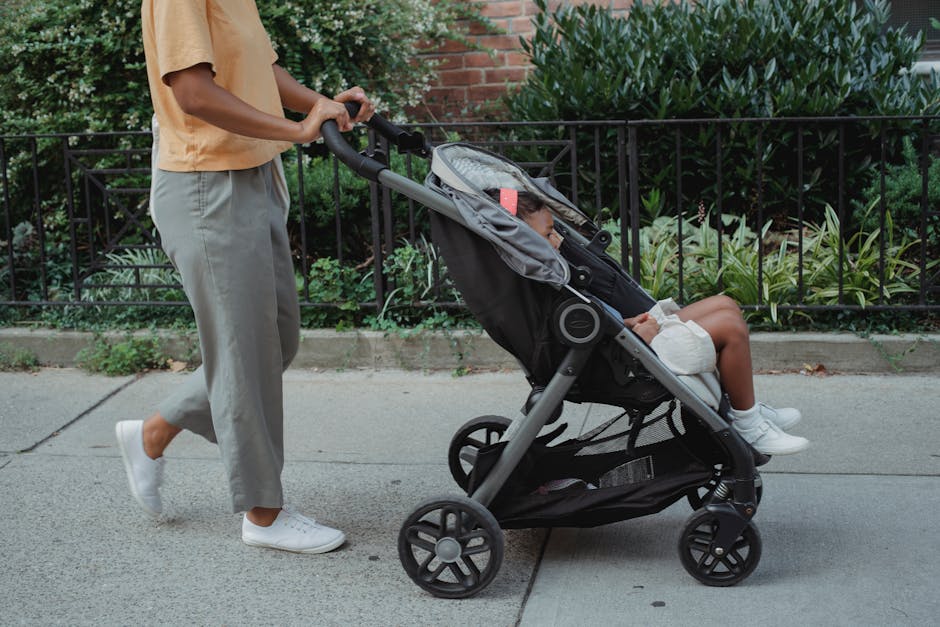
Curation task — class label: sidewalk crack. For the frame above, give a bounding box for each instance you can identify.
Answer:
[18,375,141,453]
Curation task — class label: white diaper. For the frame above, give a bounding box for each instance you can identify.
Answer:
[647,299,717,375]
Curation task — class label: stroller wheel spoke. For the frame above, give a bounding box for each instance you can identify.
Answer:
[404,529,437,553]
[409,520,443,541]
[461,555,482,584]
[420,560,448,583]
[727,550,746,570]
[462,540,492,556]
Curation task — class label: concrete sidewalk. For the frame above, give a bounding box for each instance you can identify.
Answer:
[1,367,938,626]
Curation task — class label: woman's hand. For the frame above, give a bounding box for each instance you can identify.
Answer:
[334,86,375,124]
[297,97,352,142]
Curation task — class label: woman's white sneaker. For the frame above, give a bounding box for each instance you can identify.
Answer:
[115,420,165,516]
[242,508,346,554]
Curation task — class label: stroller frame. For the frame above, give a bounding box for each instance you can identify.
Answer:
[322,109,764,597]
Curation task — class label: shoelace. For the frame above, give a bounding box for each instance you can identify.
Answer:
[281,506,318,533]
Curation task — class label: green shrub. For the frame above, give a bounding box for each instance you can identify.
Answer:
[621,202,935,323]
[0,0,479,306]
[515,0,935,121]
[76,333,168,375]
[301,258,376,330]
[283,148,431,260]
[853,136,940,252]
[373,235,468,329]
[508,0,940,227]
[0,344,40,372]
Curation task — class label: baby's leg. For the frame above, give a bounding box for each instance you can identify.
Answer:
[689,308,754,409]
[676,294,742,324]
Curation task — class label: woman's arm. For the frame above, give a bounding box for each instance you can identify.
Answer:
[272,65,375,124]
[167,63,350,144]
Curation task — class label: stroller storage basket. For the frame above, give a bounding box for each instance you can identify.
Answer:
[470,400,718,528]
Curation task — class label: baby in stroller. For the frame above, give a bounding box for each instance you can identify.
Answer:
[483,188,809,456]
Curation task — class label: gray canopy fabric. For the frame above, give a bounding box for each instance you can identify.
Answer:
[428,143,594,287]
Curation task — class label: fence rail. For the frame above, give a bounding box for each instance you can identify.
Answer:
[2,116,939,320]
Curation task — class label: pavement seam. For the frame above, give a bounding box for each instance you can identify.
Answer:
[18,374,141,453]
[514,528,554,627]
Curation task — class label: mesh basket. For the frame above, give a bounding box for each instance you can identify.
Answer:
[473,399,721,528]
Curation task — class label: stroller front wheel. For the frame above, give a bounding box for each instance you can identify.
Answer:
[678,508,762,586]
[398,494,504,598]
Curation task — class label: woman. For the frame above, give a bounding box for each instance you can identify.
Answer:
[116,0,375,554]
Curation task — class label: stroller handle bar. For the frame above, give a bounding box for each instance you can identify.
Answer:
[320,102,465,225]
[319,102,431,182]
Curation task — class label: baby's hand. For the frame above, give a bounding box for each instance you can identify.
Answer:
[622,312,649,329]
[632,317,659,345]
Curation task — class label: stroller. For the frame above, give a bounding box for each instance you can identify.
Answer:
[322,109,767,598]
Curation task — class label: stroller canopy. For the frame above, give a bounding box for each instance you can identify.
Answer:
[429,143,594,288]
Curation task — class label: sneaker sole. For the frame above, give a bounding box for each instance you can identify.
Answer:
[756,440,810,456]
[115,422,162,518]
[242,532,346,555]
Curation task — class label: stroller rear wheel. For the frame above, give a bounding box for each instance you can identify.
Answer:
[678,508,762,586]
[448,415,511,490]
[398,494,504,598]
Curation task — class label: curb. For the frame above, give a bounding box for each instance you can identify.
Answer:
[2,327,939,374]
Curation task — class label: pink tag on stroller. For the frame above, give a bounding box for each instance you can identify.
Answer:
[499,188,518,215]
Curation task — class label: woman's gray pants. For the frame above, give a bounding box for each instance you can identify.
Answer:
[151,161,299,513]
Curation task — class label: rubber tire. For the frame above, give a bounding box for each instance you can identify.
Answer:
[398,494,504,599]
[678,508,762,587]
[447,415,511,491]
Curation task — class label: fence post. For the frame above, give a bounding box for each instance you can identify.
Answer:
[627,125,641,280]
[1,138,17,301]
[62,137,82,302]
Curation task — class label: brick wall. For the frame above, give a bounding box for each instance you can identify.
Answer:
[415,1,634,120]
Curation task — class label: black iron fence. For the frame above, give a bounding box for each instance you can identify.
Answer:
[2,116,939,319]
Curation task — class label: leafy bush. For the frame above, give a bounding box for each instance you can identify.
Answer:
[301,257,376,330]
[373,235,467,329]
[853,136,940,251]
[507,0,940,226]
[619,203,935,323]
[283,147,431,260]
[76,333,168,375]
[515,0,936,121]
[0,0,476,307]
[0,344,40,372]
